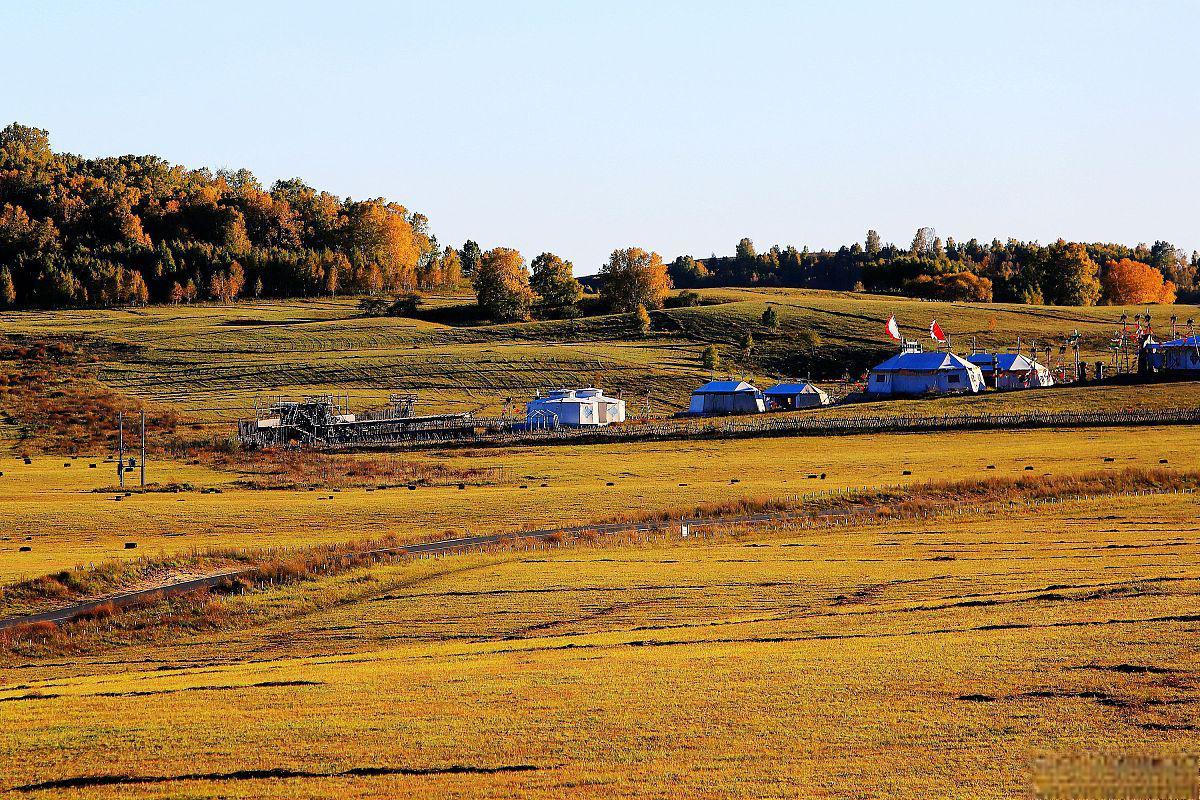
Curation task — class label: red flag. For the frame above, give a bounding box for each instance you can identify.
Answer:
[930,320,947,343]
[886,315,901,341]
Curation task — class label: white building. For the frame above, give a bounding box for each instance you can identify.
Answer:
[525,388,626,428]
[763,381,831,410]
[688,380,767,415]
[866,342,985,396]
[967,352,1055,389]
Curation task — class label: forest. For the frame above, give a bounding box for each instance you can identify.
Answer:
[1,122,1194,311]
[670,230,1197,306]
[0,123,459,308]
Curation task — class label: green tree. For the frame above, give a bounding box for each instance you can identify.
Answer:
[1049,240,1101,306]
[761,306,778,329]
[530,252,583,318]
[740,330,755,359]
[668,255,709,287]
[459,240,482,278]
[473,247,534,321]
[599,247,671,312]
[735,237,757,260]
[701,344,721,371]
[0,122,51,155]
[865,229,881,257]
[634,303,651,336]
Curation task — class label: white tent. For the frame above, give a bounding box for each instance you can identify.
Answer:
[967,353,1054,389]
[764,382,831,410]
[1149,335,1200,375]
[688,380,766,415]
[867,343,985,396]
[525,388,626,428]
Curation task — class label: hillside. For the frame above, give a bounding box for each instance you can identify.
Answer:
[2,287,1197,425]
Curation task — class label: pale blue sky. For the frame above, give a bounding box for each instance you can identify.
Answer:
[6,1,1198,271]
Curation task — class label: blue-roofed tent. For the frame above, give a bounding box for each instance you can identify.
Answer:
[688,380,766,415]
[967,353,1054,389]
[764,381,831,409]
[1147,335,1200,374]
[867,344,985,396]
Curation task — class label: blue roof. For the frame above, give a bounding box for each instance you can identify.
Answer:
[1158,335,1200,348]
[693,380,759,394]
[764,382,825,395]
[871,351,978,373]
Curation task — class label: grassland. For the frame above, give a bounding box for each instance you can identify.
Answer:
[3,425,1198,586]
[3,490,1198,798]
[2,288,1197,424]
[2,290,1199,798]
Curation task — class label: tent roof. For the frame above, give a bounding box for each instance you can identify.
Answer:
[872,351,979,373]
[693,380,759,394]
[967,353,1046,372]
[764,382,827,396]
[1158,335,1200,348]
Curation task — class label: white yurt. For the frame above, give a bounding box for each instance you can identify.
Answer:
[525,388,626,429]
[866,343,985,396]
[688,380,766,415]
[763,382,831,410]
[967,352,1054,389]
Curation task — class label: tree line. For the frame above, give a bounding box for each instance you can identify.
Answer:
[2,123,1192,313]
[0,123,463,308]
[669,229,1197,306]
[466,244,670,322]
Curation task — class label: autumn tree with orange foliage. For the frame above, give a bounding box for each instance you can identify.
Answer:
[473,247,535,321]
[1102,258,1177,305]
[903,271,993,302]
[599,247,672,312]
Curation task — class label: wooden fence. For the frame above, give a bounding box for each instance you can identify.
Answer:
[388,407,1200,450]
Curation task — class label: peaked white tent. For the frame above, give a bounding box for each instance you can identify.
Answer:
[764,382,831,410]
[688,380,766,415]
[967,352,1055,389]
[867,343,985,396]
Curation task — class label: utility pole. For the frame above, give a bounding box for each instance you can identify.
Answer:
[140,410,146,487]
[117,412,125,489]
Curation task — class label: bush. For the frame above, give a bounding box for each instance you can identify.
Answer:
[666,290,702,308]
[359,293,422,317]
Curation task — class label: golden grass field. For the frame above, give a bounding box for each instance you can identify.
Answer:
[3,490,1198,798]
[2,424,1198,586]
[2,290,1199,798]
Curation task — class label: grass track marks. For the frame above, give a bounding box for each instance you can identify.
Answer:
[11,763,549,793]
